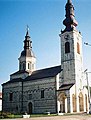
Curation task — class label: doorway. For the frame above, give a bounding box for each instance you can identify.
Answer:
[60,93,66,113]
[79,92,84,111]
[28,102,32,114]
[72,94,76,112]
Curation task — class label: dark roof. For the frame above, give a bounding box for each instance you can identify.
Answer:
[58,83,74,91]
[10,70,29,76]
[21,49,35,57]
[2,78,23,85]
[3,65,62,85]
[25,65,62,81]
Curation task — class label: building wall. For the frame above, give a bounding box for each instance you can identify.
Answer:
[0,99,2,111]
[60,31,83,87]
[70,84,88,113]
[2,76,59,114]
[10,72,29,80]
[2,82,23,113]
[58,29,88,113]
[60,31,76,85]
[18,54,36,72]
[22,77,57,114]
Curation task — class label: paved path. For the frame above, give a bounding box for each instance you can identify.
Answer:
[2,115,91,120]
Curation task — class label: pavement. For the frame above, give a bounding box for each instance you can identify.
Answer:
[2,115,91,120]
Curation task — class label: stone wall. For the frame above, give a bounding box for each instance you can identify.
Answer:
[2,82,23,113]
[2,76,58,114]
[22,77,57,114]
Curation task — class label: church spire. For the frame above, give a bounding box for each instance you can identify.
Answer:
[62,0,78,33]
[68,0,72,3]
[19,26,36,72]
[20,26,35,57]
[24,26,32,50]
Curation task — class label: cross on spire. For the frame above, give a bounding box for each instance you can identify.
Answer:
[26,25,30,36]
[26,25,29,32]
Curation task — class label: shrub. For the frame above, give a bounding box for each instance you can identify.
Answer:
[0,111,14,118]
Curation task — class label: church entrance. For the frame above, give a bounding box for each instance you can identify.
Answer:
[72,94,76,112]
[60,93,66,113]
[85,94,88,111]
[79,92,84,111]
[28,102,32,114]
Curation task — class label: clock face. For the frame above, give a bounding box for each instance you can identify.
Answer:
[64,34,73,41]
[64,34,70,40]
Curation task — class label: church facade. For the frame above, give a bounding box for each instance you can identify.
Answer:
[2,0,88,114]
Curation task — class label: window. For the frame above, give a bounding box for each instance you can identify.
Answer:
[65,42,70,53]
[77,42,80,54]
[41,90,44,98]
[72,94,76,112]
[23,63,25,70]
[9,93,13,101]
[28,63,30,69]
[28,94,32,100]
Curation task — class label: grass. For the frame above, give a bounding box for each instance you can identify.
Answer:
[1,112,90,119]
[30,114,57,117]
[0,113,57,119]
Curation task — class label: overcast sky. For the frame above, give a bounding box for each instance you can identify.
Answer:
[0,0,91,91]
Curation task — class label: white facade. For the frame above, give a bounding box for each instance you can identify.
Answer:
[19,54,36,73]
[60,30,83,86]
[0,99,2,111]
[0,93,2,111]
[56,0,88,114]
[56,30,88,113]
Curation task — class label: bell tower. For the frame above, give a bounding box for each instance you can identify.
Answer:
[60,0,83,88]
[18,27,36,73]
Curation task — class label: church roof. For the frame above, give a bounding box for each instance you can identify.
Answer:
[58,83,74,91]
[3,65,62,85]
[21,49,35,57]
[10,70,29,76]
[25,65,62,81]
[2,78,23,85]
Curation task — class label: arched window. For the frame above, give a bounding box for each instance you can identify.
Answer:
[72,94,76,112]
[28,63,30,69]
[23,63,25,70]
[85,94,88,111]
[41,90,44,98]
[65,42,70,53]
[77,42,80,54]
[9,93,13,101]
[79,92,84,111]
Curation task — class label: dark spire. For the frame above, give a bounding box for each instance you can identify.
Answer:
[68,0,72,3]
[62,0,78,33]
[24,26,32,50]
[20,26,35,57]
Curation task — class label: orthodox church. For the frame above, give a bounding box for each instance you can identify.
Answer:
[2,0,88,114]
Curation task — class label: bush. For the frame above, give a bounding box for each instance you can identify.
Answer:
[0,111,14,118]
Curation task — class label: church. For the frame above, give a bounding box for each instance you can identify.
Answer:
[2,0,89,114]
